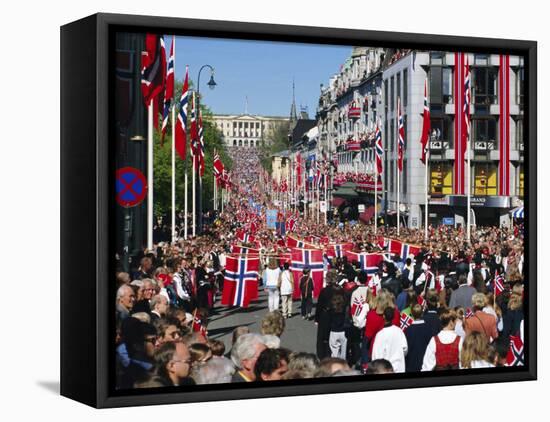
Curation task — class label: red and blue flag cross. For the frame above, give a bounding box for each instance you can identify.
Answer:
[224,258,258,307]
[291,250,324,273]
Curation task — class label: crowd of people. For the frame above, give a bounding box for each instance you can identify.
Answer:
[115,146,525,389]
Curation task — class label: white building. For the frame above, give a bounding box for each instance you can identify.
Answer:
[211,114,289,149]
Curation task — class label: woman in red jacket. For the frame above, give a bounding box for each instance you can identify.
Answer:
[363,289,400,365]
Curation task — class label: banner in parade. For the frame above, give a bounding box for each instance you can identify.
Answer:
[221,256,260,308]
[266,209,278,229]
[290,248,324,299]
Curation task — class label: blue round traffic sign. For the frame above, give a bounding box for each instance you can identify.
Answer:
[116,167,147,208]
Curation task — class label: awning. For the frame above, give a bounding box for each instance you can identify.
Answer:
[510,206,524,218]
[359,206,375,223]
[332,197,346,207]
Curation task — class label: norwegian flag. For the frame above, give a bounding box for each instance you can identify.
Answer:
[506,335,524,366]
[465,307,474,319]
[290,248,325,299]
[236,230,255,244]
[400,312,414,331]
[326,243,354,259]
[345,251,383,275]
[375,120,384,175]
[190,92,199,171]
[388,239,421,261]
[277,252,292,267]
[192,309,207,337]
[296,154,303,187]
[377,236,389,249]
[420,78,431,164]
[494,271,506,296]
[287,235,306,249]
[221,256,259,308]
[140,34,166,129]
[198,109,205,176]
[397,96,405,172]
[213,152,225,186]
[231,244,260,255]
[351,295,365,318]
[463,55,471,159]
[161,37,175,145]
[280,179,288,193]
[175,66,189,160]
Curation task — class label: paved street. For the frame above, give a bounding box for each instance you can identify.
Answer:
[206,289,318,355]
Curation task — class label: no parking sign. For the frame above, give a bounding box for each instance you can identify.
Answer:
[115,167,147,208]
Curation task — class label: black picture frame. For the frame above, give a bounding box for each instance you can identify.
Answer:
[60,12,537,408]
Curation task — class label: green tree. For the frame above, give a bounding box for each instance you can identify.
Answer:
[259,120,291,172]
[152,79,231,218]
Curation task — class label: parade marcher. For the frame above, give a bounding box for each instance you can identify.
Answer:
[278,262,294,319]
[422,309,463,371]
[299,268,314,320]
[371,307,408,373]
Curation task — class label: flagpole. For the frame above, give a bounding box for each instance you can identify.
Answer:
[425,152,429,241]
[147,100,154,250]
[324,171,328,225]
[375,158,378,235]
[171,37,176,245]
[397,106,401,237]
[192,155,196,238]
[213,149,217,212]
[185,169,188,239]
[466,138,471,243]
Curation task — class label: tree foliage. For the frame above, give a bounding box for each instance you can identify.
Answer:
[259,120,291,173]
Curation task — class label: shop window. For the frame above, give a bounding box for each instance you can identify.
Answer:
[474,164,498,195]
[430,163,453,196]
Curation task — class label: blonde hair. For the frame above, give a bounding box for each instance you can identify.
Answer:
[375,289,395,314]
[260,311,286,337]
[471,292,487,310]
[460,332,489,369]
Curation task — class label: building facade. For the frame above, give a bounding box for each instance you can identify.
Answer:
[312,48,524,228]
[211,114,289,149]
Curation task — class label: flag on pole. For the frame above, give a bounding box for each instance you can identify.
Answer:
[221,256,260,308]
[463,55,471,159]
[397,97,405,172]
[161,38,175,145]
[190,92,199,171]
[213,152,225,184]
[494,271,506,296]
[140,34,166,127]
[175,66,189,160]
[400,312,414,331]
[375,120,384,175]
[420,79,431,164]
[198,109,205,177]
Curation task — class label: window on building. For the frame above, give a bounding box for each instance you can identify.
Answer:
[472,118,498,144]
[474,163,498,195]
[390,76,395,111]
[390,120,395,153]
[517,67,524,108]
[430,162,453,196]
[430,115,453,147]
[238,140,242,146]
[518,164,524,197]
[384,79,388,109]
[516,118,524,150]
[403,69,408,106]
[244,139,249,147]
[396,73,401,106]
[239,122,243,128]
[473,66,498,106]
[233,139,236,146]
[429,67,453,111]
[430,52,444,65]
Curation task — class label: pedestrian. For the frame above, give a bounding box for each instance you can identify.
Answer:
[371,306,408,373]
[278,262,294,318]
[263,258,281,312]
[422,308,463,371]
[328,291,348,360]
[299,268,314,320]
[404,304,433,372]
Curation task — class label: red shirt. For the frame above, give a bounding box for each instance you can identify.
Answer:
[364,308,400,355]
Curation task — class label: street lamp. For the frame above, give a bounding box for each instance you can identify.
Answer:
[195,64,217,234]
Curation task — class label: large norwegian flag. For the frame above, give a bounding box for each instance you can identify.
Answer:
[141,34,166,129]
[236,229,255,244]
[506,335,524,366]
[221,256,259,308]
[375,120,384,175]
[326,243,354,259]
[161,37,175,145]
[287,235,313,249]
[397,96,405,172]
[388,239,421,261]
[419,78,431,164]
[290,248,325,299]
[175,66,189,160]
[345,251,384,275]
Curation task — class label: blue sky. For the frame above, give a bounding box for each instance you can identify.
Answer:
[167,35,351,117]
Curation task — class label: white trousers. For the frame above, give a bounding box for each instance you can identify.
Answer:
[267,289,280,312]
